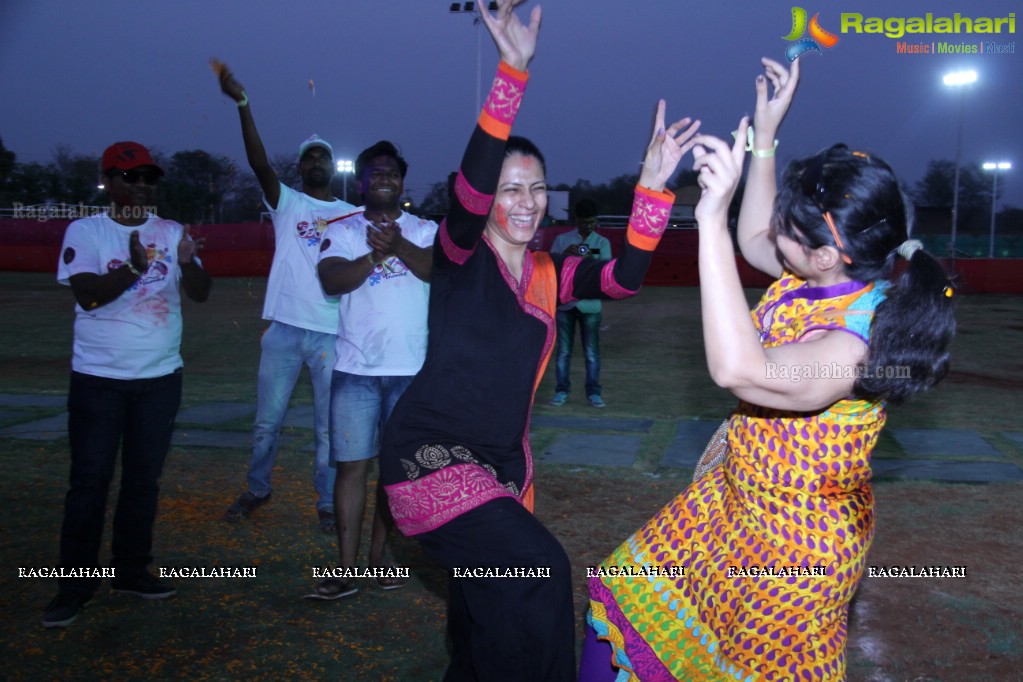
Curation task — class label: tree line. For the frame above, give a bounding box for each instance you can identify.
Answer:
[1,136,1018,237]
[0,137,353,225]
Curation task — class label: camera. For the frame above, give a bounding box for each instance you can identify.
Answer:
[575,244,590,256]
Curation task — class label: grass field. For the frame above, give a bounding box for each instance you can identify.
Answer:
[1,272,1021,681]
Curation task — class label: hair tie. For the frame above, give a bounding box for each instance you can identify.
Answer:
[897,239,923,260]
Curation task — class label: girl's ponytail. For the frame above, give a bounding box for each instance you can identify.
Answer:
[855,241,956,405]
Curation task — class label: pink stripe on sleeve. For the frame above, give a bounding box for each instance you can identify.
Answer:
[454,169,493,216]
[558,256,582,304]
[601,260,639,299]
[439,219,475,265]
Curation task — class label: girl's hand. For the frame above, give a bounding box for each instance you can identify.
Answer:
[692,117,749,227]
[753,57,799,150]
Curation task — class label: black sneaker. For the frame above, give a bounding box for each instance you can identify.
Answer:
[42,592,90,628]
[223,490,271,522]
[111,572,177,600]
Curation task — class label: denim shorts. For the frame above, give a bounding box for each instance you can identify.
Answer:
[329,371,414,462]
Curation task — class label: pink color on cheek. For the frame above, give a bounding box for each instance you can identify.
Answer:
[494,204,510,233]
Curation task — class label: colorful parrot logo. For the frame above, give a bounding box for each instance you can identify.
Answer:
[782,7,839,62]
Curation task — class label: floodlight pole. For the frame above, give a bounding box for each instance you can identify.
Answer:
[983,162,1012,258]
[450,2,497,122]
[950,89,965,262]
[942,69,977,267]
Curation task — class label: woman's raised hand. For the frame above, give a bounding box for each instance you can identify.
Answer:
[637,100,701,193]
[753,57,799,150]
[692,117,749,227]
[478,0,542,72]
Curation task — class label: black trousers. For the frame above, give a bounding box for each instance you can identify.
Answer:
[417,497,576,681]
[59,370,182,595]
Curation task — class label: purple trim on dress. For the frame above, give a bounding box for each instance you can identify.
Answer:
[484,69,525,125]
[589,577,675,680]
[439,220,475,265]
[756,278,872,342]
[799,279,870,302]
[454,169,493,216]
[559,256,583,304]
[601,260,638,299]
[385,463,516,536]
[771,278,868,312]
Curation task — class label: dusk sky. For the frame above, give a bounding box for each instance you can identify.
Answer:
[1,0,1019,207]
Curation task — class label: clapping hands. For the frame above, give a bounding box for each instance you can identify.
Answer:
[366,219,402,266]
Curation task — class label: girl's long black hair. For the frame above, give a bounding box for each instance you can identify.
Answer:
[771,145,956,404]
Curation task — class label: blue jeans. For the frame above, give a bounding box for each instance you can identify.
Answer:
[554,308,602,397]
[248,321,336,512]
[59,369,182,596]
[329,372,413,462]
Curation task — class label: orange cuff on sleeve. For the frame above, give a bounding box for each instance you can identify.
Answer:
[626,186,675,252]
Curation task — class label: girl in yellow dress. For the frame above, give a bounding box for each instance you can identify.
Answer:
[583,58,956,682]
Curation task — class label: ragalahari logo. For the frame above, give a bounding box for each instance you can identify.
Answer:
[783,7,839,61]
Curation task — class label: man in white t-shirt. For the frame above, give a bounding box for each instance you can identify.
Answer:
[43,141,212,628]
[217,64,357,532]
[308,140,436,599]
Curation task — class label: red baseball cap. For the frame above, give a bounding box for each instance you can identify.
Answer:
[101,141,164,175]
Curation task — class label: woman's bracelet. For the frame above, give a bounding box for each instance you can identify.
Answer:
[733,126,778,157]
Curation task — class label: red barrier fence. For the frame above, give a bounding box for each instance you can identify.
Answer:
[0,219,274,278]
[2,219,1021,293]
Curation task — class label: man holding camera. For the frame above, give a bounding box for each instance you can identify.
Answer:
[548,199,612,408]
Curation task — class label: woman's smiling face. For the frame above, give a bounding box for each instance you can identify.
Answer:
[485,152,548,248]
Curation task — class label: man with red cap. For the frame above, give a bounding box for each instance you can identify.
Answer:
[43,141,212,628]
[216,63,357,532]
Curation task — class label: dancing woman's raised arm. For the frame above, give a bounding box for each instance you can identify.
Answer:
[736,58,800,278]
[559,101,700,302]
[439,0,541,261]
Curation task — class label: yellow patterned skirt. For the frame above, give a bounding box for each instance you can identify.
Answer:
[587,407,880,681]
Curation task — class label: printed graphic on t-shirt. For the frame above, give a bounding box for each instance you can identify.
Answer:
[107,241,171,290]
[368,258,411,286]
[297,218,328,247]
[105,241,174,324]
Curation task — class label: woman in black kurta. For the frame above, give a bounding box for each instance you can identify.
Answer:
[379,2,699,678]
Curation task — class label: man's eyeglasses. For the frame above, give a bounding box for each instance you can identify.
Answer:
[109,168,162,185]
